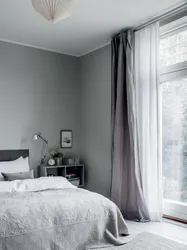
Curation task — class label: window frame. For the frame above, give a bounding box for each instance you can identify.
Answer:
[160,19,187,221]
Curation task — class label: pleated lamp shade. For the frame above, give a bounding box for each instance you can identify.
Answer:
[31,0,73,23]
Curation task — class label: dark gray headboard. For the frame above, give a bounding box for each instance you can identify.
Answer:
[0,150,29,162]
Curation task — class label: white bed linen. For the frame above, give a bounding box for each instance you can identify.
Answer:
[0,177,130,250]
[0,157,29,181]
[0,176,76,192]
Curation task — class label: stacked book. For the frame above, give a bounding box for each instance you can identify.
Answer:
[66,174,80,187]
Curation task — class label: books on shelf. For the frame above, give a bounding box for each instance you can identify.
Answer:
[67,177,80,187]
[66,173,76,179]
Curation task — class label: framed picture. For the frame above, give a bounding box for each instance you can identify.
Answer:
[60,130,72,148]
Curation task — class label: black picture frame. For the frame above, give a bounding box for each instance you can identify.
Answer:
[60,130,73,148]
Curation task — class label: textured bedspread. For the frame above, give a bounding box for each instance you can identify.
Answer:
[0,179,129,250]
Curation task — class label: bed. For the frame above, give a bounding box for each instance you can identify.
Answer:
[0,150,130,250]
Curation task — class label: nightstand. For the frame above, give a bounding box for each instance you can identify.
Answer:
[39,164,84,187]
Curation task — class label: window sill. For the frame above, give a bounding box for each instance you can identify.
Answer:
[163,216,187,226]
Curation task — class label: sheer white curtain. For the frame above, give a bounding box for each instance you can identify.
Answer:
[134,23,163,221]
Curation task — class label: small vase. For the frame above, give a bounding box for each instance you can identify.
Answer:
[56,157,61,166]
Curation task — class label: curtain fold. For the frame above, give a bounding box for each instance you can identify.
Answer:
[134,23,163,221]
[111,31,150,221]
[111,24,162,222]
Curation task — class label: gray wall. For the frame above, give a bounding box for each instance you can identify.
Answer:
[80,45,112,198]
[0,41,112,197]
[0,41,81,173]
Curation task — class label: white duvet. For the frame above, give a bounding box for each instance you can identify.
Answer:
[0,177,130,250]
[0,176,76,192]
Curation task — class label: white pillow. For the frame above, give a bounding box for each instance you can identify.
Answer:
[0,157,29,181]
[0,157,23,180]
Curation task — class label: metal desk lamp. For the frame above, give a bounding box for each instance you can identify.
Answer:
[33,132,48,164]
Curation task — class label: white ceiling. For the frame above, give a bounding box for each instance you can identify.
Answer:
[0,0,184,57]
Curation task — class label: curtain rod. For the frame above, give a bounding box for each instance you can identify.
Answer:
[113,2,187,39]
[113,2,187,38]
[133,2,187,32]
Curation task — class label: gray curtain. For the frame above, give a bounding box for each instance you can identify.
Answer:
[111,31,150,221]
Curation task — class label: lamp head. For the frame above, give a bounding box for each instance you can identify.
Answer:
[33,132,41,140]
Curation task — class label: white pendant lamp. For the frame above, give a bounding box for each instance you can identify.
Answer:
[31,0,73,23]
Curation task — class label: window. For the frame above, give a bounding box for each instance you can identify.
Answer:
[160,28,187,67]
[162,79,187,203]
[160,15,187,68]
[160,15,187,221]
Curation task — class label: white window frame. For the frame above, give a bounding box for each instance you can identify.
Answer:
[160,23,187,221]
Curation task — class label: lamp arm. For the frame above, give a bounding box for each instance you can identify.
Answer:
[40,143,48,165]
[38,134,48,144]
[38,134,48,164]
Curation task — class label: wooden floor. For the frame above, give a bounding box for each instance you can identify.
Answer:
[126,220,187,245]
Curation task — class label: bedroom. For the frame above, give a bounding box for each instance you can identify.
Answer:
[0,0,187,249]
